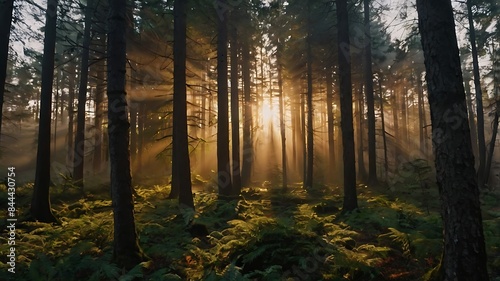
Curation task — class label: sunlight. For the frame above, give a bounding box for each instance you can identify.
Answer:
[261,100,279,124]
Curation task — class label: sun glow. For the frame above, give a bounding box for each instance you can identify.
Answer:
[261,101,279,124]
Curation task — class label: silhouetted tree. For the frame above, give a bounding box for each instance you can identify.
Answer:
[171,0,194,209]
[337,0,358,212]
[30,0,59,223]
[107,0,146,268]
[417,0,489,279]
[0,0,14,143]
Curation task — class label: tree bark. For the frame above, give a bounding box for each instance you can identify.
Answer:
[277,46,287,190]
[0,0,14,143]
[336,0,358,212]
[66,61,76,167]
[30,0,59,223]
[326,67,336,182]
[230,18,241,196]
[73,0,93,186]
[241,40,253,186]
[416,0,489,279]
[305,22,314,190]
[172,0,194,209]
[216,0,233,197]
[107,0,145,269]
[363,0,378,185]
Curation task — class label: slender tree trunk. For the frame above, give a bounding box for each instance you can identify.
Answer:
[241,41,253,187]
[356,87,367,181]
[305,27,314,189]
[378,77,389,182]
[417,73,426,153]
[53,71,59,159]
[31,0,58,223]
[326,67,336,182]
[484,112,498,186]
[277,47,287,190]
[107,0,145,269]
[230,20,241,196]
[363,0,377,185]
[467,0,486,188]
[67,62,76,167]
[391,89,400,165]
[301,89,307,185]
[464,74,479,159]
[93,53,105,173]
[0,0,14,143]
[417,1,489,279]
[171,0,194,208]
[74,0,93,187]
[337,0,358,212]
[217,0,233,197]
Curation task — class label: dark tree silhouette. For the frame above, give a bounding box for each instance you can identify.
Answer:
[107,0,146,268]
[417,0,489,279]
[336,0,358,212]
[171,0,194,209]
[30,0,59,223]
[0,0,14,143]
[230,14,241,195]
[73,0,93,186]
[216,0,233,197]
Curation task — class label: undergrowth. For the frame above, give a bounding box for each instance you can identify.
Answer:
[0,181,499,280]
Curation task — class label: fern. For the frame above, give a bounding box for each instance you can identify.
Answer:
[380,227,412,258]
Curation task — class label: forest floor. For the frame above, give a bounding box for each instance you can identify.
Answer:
[0,179,499,281]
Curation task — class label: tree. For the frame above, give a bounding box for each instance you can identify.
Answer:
[30,0,59,224]
[336,0,357,212]
[416,0,489,279]
[73,0,93,187]
[304,0,314,190]
[171,0,194,209]
[107,0,146,268]
[216,0,233,197]
[467,0,487,189]
[0,0,14,143]
[230,10,241,195]
[363,0,377,185]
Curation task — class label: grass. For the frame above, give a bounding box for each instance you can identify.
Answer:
[0,180,499,280]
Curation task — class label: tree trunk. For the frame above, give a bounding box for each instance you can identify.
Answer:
[417,72,426,154]
[356,87,367,181]
[66,62,76,167]
[378,77,389,182]
[241,39,253,187]
[217,0,233,197]
[484,112,498,186]
[467,0,486,189]
[336,0,358,212]
[363,0,377,185]
[305,25,314,190]
[107,0,145,269]
[93,59,104,174]
[30,0,58,223]
[0,0,14,143]
[464,72,479,159]
[277,46,287,190]
[230,19,241,196]
[73,0,93,187]
[326,67,336,182]
[171,0,194,209]
[416,0,489,279]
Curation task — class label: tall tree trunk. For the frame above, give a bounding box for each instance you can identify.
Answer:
[305,26,314,189]
[107,0,145,268]
[0,0,14,143]
[171,0,194,209]
[277,46,287,190]
[241,40,253,187]
[416,0,489,279]
[378,77,389,182]
[217,0,233,197]
[484,112,498,186]
[53,71,59,159]
[391,89,400,165]
[467,0,486,188]
[356,87,367,181]
[230,20,241,196]
[337,0,358,212]
[67,61,76,167]
[30,0,58,223]
[301,89,307,185]
[326,67,336,182]
[464,73,479,158]
[93,51,105,174]
[417,72,426,154]
[363,0,377,185]
[74,0,93,187]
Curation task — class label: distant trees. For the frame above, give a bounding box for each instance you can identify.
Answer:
[417,0,489,279]
[107,0,146,268]
[30,0,59,223]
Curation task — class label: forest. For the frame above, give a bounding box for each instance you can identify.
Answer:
[0,0,499,280]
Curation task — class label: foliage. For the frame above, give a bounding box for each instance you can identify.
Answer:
[0,183,499,280]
